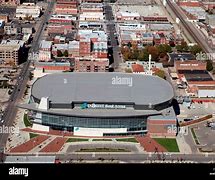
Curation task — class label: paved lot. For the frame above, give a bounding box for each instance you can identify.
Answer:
[0,7,15,18]
[192,122,215,152]
[178,102,215,121]
[117,0,154,5]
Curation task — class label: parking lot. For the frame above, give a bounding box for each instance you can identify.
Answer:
[0,7,16,19]
[178,102,215,122]
[191,121,215,152]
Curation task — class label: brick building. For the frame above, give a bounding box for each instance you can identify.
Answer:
[55,0,78,15]
[147,116,177,137]
[175,60,206,71]
[75,58,109,72]
[39,40,52,61]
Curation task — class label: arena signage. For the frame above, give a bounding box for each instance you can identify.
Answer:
[81,103,126,109]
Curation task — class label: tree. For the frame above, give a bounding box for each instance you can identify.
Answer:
[154,69,166,79]
[206,60,213,71]
[189,45,202,55]
[157,44,172,54]
[175,45,183,52]
[147,46,159,61]
[131,49,139,60]
[57,50,63,57]
[125,68,132,73]
[181,41,189,52]
[123,50,132,61]
[63,50,68,57]
[169,41,175,47]
[138,50,145,61]
[159,52,166,59]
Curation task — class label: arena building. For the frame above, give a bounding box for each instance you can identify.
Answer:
[20,72,177,137]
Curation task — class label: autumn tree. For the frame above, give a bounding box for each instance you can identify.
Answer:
[63,50,69,57]
[147,46,159,61]
[154,69,166,79]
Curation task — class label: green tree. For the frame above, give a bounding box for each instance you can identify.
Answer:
[63,50,69,57]
[206,60,213,71]
[154,69,166,79]
[181,41,189,51]
[157,44,172,54]
[189,45,202,55]
[138,50,145,61]
[175,45,183,52]
[123,50,132,61]
[57,50,63,57]
[131,49,139,60]
[125,68,132,73]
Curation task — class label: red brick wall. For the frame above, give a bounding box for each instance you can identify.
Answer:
[178,1,200,7]
[55,8,78,15]
[79,41,91,56]
[93,52,108,58]
[75,59,109,72]
[147,119,177,137]
[42,66,71,71]
[175,60,206,71]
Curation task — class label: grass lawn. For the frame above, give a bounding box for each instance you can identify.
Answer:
[153,138,179,152]
[29,133,39,139]
[76,148,130,152]
[23,114,32,127]
[92,139,112,141]
[66,138,88,143]
[116,138,138,143]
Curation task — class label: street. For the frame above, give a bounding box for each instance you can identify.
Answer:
[104,0,123,71]
[0,1,55,152]
[166,0,214,58]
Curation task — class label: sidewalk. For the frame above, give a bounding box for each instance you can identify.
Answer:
[176,134,192,154]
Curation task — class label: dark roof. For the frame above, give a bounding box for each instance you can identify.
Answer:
[178,70,213,81]
[168,53,196,65]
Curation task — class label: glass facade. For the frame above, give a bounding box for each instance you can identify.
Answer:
[41,113,147,131]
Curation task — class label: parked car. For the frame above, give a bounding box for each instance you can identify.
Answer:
[184,118,193,122]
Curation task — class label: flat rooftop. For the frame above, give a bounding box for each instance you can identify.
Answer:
[112,5,165,17]
[31,72,174,106]
[178,70,213,81]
